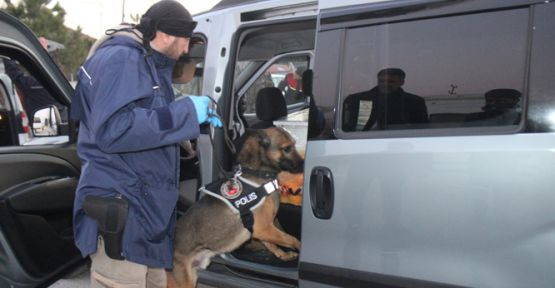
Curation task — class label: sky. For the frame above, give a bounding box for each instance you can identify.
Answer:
[50,0,221,38]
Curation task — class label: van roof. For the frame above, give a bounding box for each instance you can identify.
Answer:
[319,0,392,11]
[207,0,393,13]
[210,0,265,12]
[199,0,316,16]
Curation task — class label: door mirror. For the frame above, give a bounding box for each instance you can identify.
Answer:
[32,105,60,136]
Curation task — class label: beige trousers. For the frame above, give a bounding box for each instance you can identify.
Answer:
[90,237,167,288]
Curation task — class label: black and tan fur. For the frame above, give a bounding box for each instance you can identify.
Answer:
[168,127,303,288]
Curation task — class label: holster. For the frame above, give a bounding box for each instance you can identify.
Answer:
[83,195,128,260]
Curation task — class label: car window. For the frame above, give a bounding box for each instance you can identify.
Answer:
[242,54,310,115]
[230,21,315,135]
[340,8,528,132]
[0,56,68,145]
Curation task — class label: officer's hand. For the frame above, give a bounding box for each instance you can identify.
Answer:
[207,108,223,127]
[188,96,222,127]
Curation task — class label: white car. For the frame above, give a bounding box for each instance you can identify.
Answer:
[32,116,43,132]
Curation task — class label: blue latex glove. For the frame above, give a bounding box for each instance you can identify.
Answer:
[189,96,209,123]
[188,96,223,127]
[207,108,223,127]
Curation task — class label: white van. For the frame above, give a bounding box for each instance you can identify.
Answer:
[188,0,555,287]
[2,0,555,287]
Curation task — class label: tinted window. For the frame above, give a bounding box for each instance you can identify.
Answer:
[340,9,528,132]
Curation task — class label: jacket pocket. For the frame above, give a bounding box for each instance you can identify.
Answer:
[135,183,178,242]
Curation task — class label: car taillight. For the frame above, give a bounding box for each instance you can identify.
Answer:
[21,110,30,134]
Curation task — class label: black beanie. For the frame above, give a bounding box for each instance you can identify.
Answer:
[136,0,197,41]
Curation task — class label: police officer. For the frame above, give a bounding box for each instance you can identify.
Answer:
[71,1,221,287]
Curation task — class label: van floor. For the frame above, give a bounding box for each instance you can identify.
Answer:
[231,203,301,268]
[231,243,298,268]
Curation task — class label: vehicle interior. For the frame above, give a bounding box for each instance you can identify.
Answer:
[222,19,317,279]
[174,19,316,282]
[230,19,315,245]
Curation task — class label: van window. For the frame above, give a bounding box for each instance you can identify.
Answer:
[242,54,310,115]
[340,9,528,132]
[232,21,315,131]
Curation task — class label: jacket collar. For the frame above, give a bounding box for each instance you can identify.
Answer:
[149,49,176,69]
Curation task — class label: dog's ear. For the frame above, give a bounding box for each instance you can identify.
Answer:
[241,129,270,150]
[237,129,265,167]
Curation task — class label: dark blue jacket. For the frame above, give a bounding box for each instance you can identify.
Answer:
[71,36,200,268]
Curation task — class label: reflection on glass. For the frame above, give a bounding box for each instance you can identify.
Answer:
[33,106,59,136]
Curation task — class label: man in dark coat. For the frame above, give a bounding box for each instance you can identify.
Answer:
[71,1,221,287]
[343,68,428,131]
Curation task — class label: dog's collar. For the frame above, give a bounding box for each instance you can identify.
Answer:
[240,167,279,180]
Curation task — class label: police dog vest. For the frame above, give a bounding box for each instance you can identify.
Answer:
[200,176,279,232]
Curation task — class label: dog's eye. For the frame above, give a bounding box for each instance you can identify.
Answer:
[282,146,292,153]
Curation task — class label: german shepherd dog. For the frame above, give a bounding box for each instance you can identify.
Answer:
[168,127,304,288]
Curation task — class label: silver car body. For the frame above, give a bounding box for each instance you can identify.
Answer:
[194,0,555,287]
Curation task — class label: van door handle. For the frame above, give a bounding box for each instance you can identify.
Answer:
[309,166,334,219]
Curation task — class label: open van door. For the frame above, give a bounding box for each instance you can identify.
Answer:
[189,1,318,287]
[0,11,83,287]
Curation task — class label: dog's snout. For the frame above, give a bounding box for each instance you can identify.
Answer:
[279,154,304,174]
[290,164,304,174]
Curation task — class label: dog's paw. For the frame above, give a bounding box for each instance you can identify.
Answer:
[276,250,298,261]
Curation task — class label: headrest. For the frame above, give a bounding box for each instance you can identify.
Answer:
[485,88,521,100]
[256,87,287,121]
[302,69,313,96]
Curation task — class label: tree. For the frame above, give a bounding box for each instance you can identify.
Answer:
[2,0,94,80]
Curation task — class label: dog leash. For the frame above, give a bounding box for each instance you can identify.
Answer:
[205,96,238,178]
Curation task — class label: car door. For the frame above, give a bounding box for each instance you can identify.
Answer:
[301,0,555,287]
[0,11,83,288]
